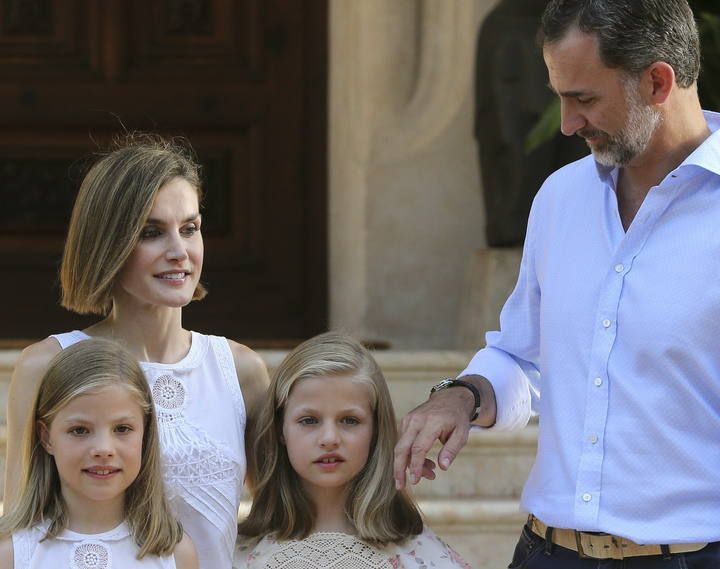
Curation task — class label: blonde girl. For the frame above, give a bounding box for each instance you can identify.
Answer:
[0,338,197,568]
[6,134,269,569]
[235,332,471,569]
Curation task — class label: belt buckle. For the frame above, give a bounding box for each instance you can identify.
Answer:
[575,531,622,560]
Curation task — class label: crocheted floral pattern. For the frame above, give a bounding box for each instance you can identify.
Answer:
[146,367,241,564]
[162,433,237,488]
[237,530,473,569]
[264,533,392,568]
[148,372,238,489]
[71,541,111,569]
[152,374,186,424]
[153,374,186,410]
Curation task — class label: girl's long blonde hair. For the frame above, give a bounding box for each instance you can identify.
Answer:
[239,331,423,544]
[0,338,182,558]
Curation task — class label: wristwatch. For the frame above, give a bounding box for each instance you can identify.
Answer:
[430,377,481,421]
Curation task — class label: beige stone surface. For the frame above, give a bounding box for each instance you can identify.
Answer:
[329,0,502,349]
[459,247,523,349]
[412,428,536,500]
[420,498,526,568]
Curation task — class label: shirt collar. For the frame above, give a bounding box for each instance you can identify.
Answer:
[593,157,615,185]
[591,109,720,185]
[675,110,720,177]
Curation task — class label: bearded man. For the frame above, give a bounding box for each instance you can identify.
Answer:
[394,1,720,567]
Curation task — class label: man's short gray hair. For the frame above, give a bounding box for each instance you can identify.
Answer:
[540,0,700,88]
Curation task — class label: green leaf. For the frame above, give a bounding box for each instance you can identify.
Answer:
[524,98,561,154]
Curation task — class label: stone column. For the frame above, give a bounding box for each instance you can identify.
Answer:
[329,0,499,348]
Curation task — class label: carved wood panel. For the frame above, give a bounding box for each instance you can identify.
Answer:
[0,0,97,75]
[128,0,263,76]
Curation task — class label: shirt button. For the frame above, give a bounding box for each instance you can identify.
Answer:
[582,493,592,502]
[594,377,603,386]
[589,434,598,444]
[602,319,611,328]
[614,264,624,273]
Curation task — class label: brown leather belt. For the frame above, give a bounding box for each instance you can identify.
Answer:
[528,516,708,560]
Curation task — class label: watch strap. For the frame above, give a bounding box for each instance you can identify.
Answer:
[430,377,481,421]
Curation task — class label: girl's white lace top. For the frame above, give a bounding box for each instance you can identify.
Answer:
[233,529,473,569]
[52,331,247,569]
[12,522,176,568]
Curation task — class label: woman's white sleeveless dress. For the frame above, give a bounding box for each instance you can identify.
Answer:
[52,331,247,569]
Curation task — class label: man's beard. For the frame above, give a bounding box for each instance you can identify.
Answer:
[579,79,661,167]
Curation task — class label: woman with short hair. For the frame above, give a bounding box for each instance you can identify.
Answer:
[5,134,269,569]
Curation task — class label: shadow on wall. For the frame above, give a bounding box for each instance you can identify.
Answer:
[475,0,587,248]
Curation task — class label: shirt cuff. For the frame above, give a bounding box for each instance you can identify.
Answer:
[458,347,532,431]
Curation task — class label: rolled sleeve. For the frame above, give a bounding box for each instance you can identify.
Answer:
[459,346,532,431]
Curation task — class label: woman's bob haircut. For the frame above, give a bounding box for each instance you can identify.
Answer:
[239,331,423,545]
[60,133,205,315]
[0,338,183,558]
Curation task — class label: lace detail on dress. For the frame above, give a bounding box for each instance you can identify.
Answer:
[236,529,473,569]
[147,368,241,559]
[264,534,393,569]
[152,375,187,425]
[71,541,111,569]
[152,372,237,489]
[210,336,246,433]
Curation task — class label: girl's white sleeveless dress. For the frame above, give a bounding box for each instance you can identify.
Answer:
[12,522,175,568]
[52,331,247,569]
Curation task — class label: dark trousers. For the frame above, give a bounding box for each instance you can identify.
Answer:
[508,523,720,569]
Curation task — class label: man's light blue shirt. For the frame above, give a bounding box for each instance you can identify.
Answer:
[461,111,720,543]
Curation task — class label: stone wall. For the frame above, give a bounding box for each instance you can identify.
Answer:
[329,0,502,349]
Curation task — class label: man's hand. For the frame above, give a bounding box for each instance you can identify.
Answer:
[393,375,497,489]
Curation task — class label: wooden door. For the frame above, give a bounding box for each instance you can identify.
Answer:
[0,0,327,346]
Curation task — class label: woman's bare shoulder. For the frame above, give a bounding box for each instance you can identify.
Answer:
[227,341,269,383]
[11,337,62,388]
[226,340,269,406]
[227,340,265,367]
